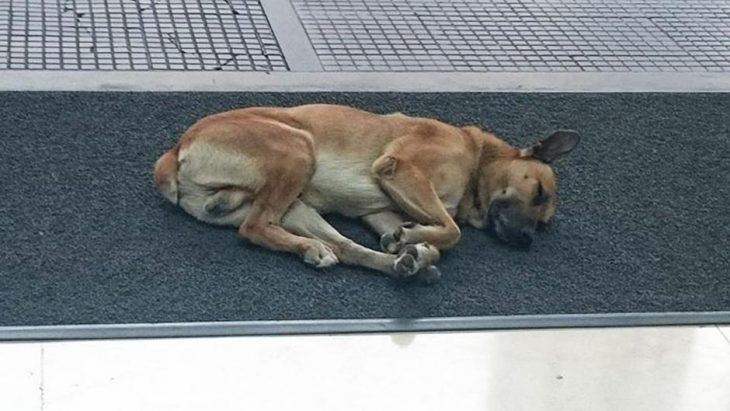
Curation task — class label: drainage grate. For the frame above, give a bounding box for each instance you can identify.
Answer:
[293,0,730,72]
[0,0,288,71]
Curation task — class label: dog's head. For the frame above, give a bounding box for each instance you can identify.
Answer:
[477,130,580,248]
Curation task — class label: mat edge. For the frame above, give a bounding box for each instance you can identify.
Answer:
[1,71,729,92]
[2,312,729,341]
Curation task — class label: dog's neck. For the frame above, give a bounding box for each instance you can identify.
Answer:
[457,126,519,228]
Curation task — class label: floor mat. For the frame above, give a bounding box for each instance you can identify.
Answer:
[1,92,728,335]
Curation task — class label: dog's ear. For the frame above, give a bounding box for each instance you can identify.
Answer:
[521,130,580,163]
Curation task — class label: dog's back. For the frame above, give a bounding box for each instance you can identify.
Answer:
[154,105,404,222]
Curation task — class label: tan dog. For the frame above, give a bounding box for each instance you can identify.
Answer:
[154,104,579,283]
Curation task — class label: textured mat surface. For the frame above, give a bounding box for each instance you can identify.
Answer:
[0,92,728,327]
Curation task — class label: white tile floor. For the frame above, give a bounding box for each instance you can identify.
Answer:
[2,326,730,411]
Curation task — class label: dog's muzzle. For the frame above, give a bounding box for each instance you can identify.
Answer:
[487,199,536,248]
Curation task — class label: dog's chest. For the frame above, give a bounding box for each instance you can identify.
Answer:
[300,153,392,217]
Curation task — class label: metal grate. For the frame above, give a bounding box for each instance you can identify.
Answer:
[292,0,730,72]
[0,0,288,71]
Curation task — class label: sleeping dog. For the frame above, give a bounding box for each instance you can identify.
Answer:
[154,104,579,283]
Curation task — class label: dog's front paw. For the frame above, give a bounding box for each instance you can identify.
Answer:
[380,222,418,254]
[380,232,400,253]
[393,243,440,278]
[303,243,339,268]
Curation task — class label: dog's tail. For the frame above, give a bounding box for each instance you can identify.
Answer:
[153,145,180,205]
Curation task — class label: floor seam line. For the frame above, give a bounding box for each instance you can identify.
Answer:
[717,325,730,346]
[39,344,45,411]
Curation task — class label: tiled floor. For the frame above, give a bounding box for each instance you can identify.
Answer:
[0,0,287,70]
[2,0,729,72]
[291,0,730,72]
[2,326,730,411]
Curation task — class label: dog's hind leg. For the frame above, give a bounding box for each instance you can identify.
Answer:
[372,155,461,252]
[282,200,441,283]
[237,166,342,268]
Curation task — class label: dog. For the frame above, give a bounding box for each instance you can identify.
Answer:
[153,104,579,283]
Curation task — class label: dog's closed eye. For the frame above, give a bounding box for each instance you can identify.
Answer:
[532,181,550,206]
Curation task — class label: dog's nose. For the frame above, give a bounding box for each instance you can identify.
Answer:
[518,229,534,247]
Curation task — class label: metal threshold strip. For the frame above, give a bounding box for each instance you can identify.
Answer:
[2,311,729,341]
[0,70,729,92]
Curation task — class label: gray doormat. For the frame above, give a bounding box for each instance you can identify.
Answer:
[1,92,728,340]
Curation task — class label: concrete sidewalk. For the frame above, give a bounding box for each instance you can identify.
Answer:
[1,0,728,73]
